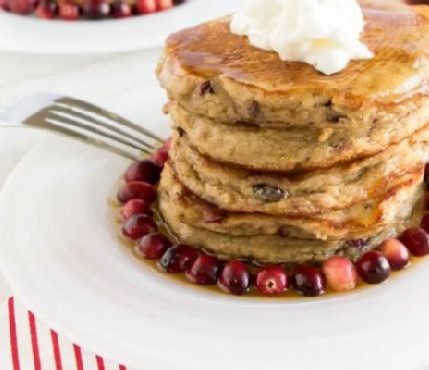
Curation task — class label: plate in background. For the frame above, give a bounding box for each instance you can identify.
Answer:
[0,0,236,54]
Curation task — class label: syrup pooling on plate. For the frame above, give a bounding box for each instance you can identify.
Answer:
[112,139,429,298]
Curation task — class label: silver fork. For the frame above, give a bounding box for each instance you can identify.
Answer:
[0,93,165,161]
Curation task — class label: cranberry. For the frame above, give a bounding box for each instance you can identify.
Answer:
[112,0,131,17]
[156,0,173,11]
[136,0,156,14]
[322,257,357,292]
[399,227,429,257]
[186,255,221,285]
[255,266,288,295]
[83,0,110,17]
[292,265,327,297]
[117,181,156,204]
[158,245,199,273]
[119,199,152,221]
[421,214,429,234]
[173,0,185,5]
[137,233,171,260]
[379,238,410,271]
[217,260,251,295]
[356,251,390,285]
[163,137,172,151]
[6,0,36,13]
[122,214,156,240]
[58,2,79,20]
[124,160,162,185]
[151,148,169,166]
[35,0,57,18]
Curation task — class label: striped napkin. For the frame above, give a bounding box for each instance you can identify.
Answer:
[0,297,129,370]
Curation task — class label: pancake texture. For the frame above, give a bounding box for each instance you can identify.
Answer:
[157,2,429,126]
[168,100,429,171]
[169,130,429,216]
[156,1,429,264]
[158,165,422,263]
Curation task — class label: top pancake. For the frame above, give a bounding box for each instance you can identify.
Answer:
[157,1,429,126]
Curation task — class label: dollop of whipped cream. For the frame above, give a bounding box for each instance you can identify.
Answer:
[230,0,373,75]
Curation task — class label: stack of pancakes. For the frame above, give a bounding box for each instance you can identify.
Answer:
[156,1,429,264]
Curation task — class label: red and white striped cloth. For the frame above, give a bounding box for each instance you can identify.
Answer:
[0,297,130,370]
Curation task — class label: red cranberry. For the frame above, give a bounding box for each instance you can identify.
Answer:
[256,266,288,295]
[421,214,429,234]
[112,0,131,17]
[6,0,36,13]
[186,255,221,285]
[83,0,109,17]
[136,0,156,14]
[122,214,157,240]
[356,251,390,285]
[35,0,57,18]
[124,160,162,185]
[163,137,172,151]
[379,238,410,271]
[58,2,79,20]
[292,265,327,297]
[156,0,173,11]
[151,148,169,166]
[0,0,6,9]
[322,257,357,292]
[399,227,429,257]
[117,181,156,204]
[217,260,251,295]
[119,199,152,221]
[137,233,171,260]
[158,245,199,273]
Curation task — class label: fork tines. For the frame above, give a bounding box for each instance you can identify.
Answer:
[24,97,164,161]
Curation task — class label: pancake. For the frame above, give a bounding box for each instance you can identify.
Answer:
[159,163,421,241]
[155,0,429,265]
[169,100,429,172]
[170,129,428,216]
[157,2,429,127]
[158,166,423,263]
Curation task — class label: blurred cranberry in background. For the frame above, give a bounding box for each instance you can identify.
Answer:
[35,0,58,18]
[5,0,36,13]
[83,0,110,18]
[405,0,429,4]
[58,1,79,20]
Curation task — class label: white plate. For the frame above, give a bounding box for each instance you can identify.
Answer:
[0,0,236,54]
[1,136,429,370]
[0,127,49,300]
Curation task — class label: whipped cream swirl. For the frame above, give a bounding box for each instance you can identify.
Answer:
[230,0,373,75]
